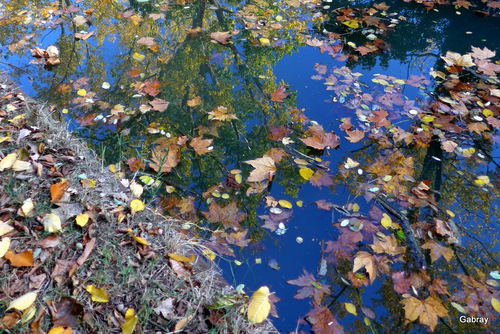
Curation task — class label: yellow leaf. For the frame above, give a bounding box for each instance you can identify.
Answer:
[299,167,314,180]
[21,198,35,217]
[174,314,193,331]
[0,237,11,257]
[202,249,216,261]
[381,213,392,229]
[296,200,303,207]
[108,164,117,173]
[492,298,500,313]
[393,79,406,85]
[43,213,62,233]
[342,19,359,29]
[76,89,87,97]
[127,229,149,245]
[364,317,370,326]
[86,285,109,303]
[475,175,490,186]
[168,253,195,262]
[421,115,435,123]
[122,308,138,334]
[278,199,292,209]
[21,305,36,323]
[47,327,72,334]
[345,302,358,315]
[0,153,17,171]
[75,213,89,227]
[132,52,145,62]
[0,223,14,236]
[129,181,143,198]
[446,210,455,217]
[130,199,145,214]
[259,38,270,45]
[247,286,271,324]
[235,174,243,184]
[352,203,360,213]
[483,108,493,117]
[61,109,68,114]
[7,292,37,311]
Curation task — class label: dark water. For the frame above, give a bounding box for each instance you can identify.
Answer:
[2,0,500,332]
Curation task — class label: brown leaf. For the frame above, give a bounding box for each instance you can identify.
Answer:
[189,136,213,155]
[353,251,377,284]
[244,155,276,183]
[306,304,345,334]
[225,229,250,247]
[169,259,190,279]
[50,179,70,202]
[392,271,412,294]
[211,31,233,44]
[4,249,34,267]
[345,129,365,143]
[50,298,84,327]
[207,106,238,121]
[270,86,289,102]
[202,201,246,230]
[149,98,170,112]
[300,124,340,150]
[401,295,448,332]
[149,146,180,173]
[422,241,454,263]
[76,237,96,266]
[75,31,95,40]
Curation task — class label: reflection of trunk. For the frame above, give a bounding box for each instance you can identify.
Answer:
[419,136,442,202]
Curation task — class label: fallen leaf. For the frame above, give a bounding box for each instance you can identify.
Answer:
[353,251,377,284]
[21,198,35,217]
[345,302,358,316]
[0,153,17,171]
[122,308,138,334]
[153,298,175,319]
[380,213,392,228]
[85,285,109,303]
[43,213,62,233]
[50,179,69,202]
[130,199,145,214]
[492,297,500,313]
[0,237,10,257]
[75,213,89,227]
[190,136,213,155]
[270,86,289,102]
[168,253,195,262]
[401,295,448,331]
[47,327,72,334]
[174,314,193,331]
[7,292,37,311]
[244,155,276,182]
[0,223,14,236]
[247,286,271,324]
[4,249,34,267]
[127,229,148,245]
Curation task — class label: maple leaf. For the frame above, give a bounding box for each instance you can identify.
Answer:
[149,146,180,173]
[244,155,277,182]
[470,46,496,59]
[422,241,454,263]
[202,201,246,230]
[270,85,289,102]
[345,129,365,143]
[441,51,474,68]
[207,106,238,121]
[392,271,412,294]
[226,229,250,247]
[300,124,340,150]
[353,251,377,284]
[306,304,345,334]
[287,269,330,304]
[368,109,391,127]
[137,36,156,47]
[475,59,500,76]
[189,136,213,155]
[187,96,203,107]
[267,126,292,141]
[401,295,448,332]
[370,234,406,256]
[309,170,334,188]
[141,79,161,96]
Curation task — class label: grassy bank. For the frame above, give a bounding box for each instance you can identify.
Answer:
[0,71,277,333]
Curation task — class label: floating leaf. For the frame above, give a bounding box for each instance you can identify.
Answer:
[244,155,276,182]
[7,292,37,311]
[130,199,145,214]
[475,175,490,186]
[132,52,145,62]
[299,167,314,180]
[492,298,500,314]
[342,19,359,29]
[86,285,109,303]
[345,303,358,316]
[450,302,465,313]
[278,199,292,209]
[122,308,138,334]
[247,286,271,324]
[202,249,216,261]
[76,89,86,97]
[380,213,392,229]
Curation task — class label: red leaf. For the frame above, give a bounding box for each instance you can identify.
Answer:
[270,86,289,102]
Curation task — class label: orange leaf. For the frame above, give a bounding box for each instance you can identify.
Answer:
[50,179,69,202]
[4,249,34,267]
[401,295,448,331]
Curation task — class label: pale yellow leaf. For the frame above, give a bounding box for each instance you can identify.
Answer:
[122,308,138,334]
[21,305,36,323]
[0,153,17,171]
[75,213,89,227]
[7,291,37,311]
[0,223,14,236]
[475,175,490,186]
[0,237,10,257]
[132,52,145,62]
[345,302,358,315]
[352,203,360,213]
[129,181,143,198]
[278,199,292,209]
[174,314,193,331]
[492,297,500,314]
[381,213,392,229]
[247,286,271,324]
[21,198,35,217]
[43,213,62,233]
[130,199,145,214]
[86,285,109,303]
[299,167,314,180]
[202,249,216,261]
